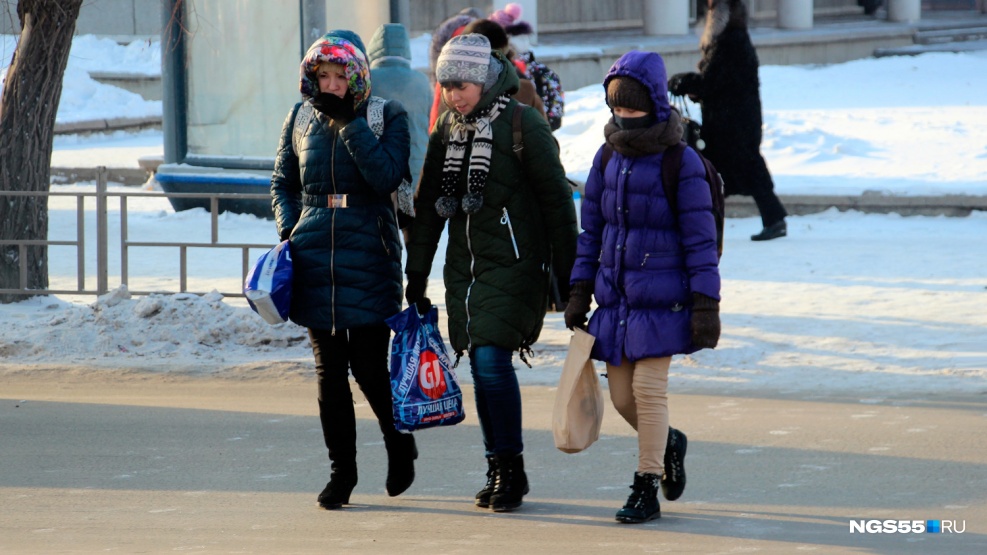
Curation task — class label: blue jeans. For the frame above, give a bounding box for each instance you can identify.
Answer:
[470,345,523,456]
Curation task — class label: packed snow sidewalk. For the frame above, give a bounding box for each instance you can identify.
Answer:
[4,373,986,554]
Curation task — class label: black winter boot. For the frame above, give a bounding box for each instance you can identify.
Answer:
[661,427,688,501]
[384,432,418,497]
[317,466,358,510]
[490,453,529,512]
[474,455,497,508]
[751,220,787,241]
[615,472,661,523]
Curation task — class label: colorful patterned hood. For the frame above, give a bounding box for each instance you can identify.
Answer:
[299,29,371,109]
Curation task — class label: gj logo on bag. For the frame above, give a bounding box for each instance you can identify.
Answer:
[418,350,448,400]
[386,306,466,432]
[243,240,293,325]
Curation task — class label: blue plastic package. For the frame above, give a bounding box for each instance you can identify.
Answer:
[386,305,466,431]
[243,240,292,324]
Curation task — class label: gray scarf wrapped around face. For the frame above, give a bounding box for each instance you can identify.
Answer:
[603,108,684,157]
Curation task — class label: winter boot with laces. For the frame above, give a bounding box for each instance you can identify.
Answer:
[489,453,529,512]
[661,427,688,501]
[615,472,661,523]
[474,455,498,508]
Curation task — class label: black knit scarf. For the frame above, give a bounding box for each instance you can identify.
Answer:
[436,94,512,218]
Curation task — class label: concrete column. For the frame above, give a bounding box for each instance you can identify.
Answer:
[493,0,539,45]
[887,0,921,23]
[777,0,813,30]
[389,0,410,25]
[643,0,689,36]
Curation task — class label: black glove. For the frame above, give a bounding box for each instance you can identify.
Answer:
[310,91,356,125]
[279,227,292,241]
[405,271,431,315]
[668,72,701,98]
[690,292,720,349]
[563,280,593,330]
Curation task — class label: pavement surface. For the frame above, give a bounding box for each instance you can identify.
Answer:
[2,369,985,554]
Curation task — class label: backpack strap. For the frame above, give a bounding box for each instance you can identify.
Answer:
[366,96,386,138]
[292,101,316,157]
[660,141,688,215]
[511,102,525,163]
[367,96,415,221]
[439,109,454,147]
[600,144,614,174]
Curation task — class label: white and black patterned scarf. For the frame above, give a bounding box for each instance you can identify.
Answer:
[436,94,512,218]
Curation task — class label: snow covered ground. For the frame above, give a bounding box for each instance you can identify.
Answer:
[1,35,985,394]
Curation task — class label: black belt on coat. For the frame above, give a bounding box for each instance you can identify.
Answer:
[302,193,387,208]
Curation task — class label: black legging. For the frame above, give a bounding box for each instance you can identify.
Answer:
[308,324,399,469]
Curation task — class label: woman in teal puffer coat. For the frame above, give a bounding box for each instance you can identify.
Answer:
[270,29,415,511]
[404,34,578,513]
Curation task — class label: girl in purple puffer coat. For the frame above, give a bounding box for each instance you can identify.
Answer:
[564,50,721,524]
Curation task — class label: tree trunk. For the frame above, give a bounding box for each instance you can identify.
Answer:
[0,0,83,302]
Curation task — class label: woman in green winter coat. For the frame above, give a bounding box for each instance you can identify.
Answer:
[269,29,415,510]
[404,33,578,513]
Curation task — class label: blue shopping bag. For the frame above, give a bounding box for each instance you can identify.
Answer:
[386,305,466,432]
[243,240,292,324]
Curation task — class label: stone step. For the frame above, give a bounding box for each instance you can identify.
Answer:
[913,25,987,44]
[875,37,987,56]
[90,71,162,101]
[726,193,987,218]
[53,115,161,135]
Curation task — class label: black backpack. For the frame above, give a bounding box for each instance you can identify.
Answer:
[601,142,724,259]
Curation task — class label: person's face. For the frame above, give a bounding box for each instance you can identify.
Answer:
[441,81,484,115]
[612,106,649,118]
[317,63,348,97]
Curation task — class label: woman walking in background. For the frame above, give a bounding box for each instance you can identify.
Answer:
[668,0,788,241]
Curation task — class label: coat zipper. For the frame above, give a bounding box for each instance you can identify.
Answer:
[377,216,390,256]
[464,213,477,353]
[330,128,338,336]
[500,207,520,259]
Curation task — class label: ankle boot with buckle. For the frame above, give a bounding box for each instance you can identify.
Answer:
[474,455,497,508]
[489,453,529,512]
[384,432,418,497]
[615,472,661,523]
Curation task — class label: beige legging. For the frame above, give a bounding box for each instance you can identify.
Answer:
[606,356,670,475]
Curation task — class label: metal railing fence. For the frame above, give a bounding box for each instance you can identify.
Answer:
[0,167,274,298]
